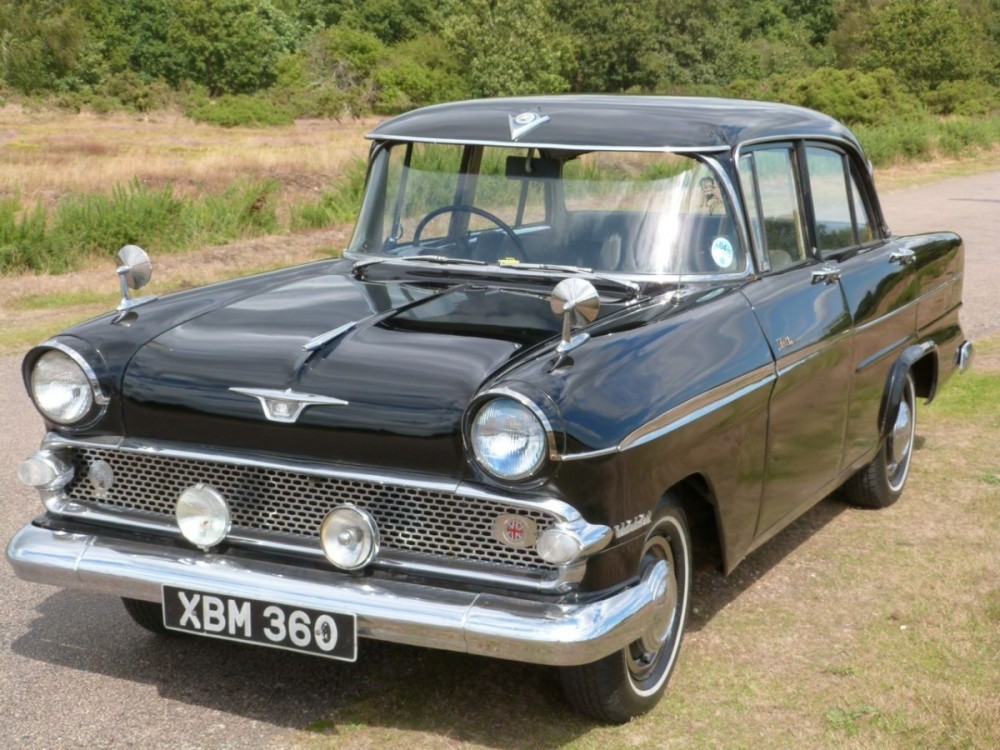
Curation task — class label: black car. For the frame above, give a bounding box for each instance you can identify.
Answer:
[8,96,973,722]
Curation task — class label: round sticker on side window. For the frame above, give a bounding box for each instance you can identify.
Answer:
[710,237,736,270]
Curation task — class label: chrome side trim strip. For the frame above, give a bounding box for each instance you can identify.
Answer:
[558,446,620,462]
[558,364,776,460]
[856,334,914,373]
[7,523,668,667]
[853,296,919,334]
[620,366,776,451]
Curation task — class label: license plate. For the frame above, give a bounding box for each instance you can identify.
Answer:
[162,586,357,662]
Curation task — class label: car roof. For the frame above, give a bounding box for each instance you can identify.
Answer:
[367,95,863,154]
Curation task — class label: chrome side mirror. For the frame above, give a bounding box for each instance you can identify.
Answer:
[114,245,157,317]
[550,278,600,354]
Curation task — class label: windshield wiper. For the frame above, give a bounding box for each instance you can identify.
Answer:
[504,262,594,273]
[397,255,487,265]
[494,262,642,298]
[352,255,487,278]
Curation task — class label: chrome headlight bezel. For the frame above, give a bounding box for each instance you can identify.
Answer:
[466,388,558,483]
[25,340,110,427]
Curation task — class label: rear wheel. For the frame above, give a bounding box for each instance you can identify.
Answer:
[559,502,691,723]
[842,372,916,509]
[121,597,172,635]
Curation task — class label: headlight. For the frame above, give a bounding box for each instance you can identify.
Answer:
[470,397,549,481]
[30,349,95,424]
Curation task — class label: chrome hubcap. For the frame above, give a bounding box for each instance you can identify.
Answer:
[639,560,676,654]
[627,537,677,679]
[890,400,912,467]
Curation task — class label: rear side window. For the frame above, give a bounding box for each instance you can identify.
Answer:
[806,144,876,255]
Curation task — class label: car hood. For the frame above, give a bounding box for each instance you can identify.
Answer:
[120,269,568,473]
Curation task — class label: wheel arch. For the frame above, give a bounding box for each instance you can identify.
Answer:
[657,474,724,573]
[879,342,936,438]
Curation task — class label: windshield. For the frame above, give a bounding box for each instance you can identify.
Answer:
[347,143,746,276]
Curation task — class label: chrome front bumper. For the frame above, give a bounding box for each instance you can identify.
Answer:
[7,523,668,667]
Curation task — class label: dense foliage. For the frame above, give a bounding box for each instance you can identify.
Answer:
[2,0,1000,125]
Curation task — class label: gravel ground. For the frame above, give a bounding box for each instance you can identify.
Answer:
[0,172,997,749]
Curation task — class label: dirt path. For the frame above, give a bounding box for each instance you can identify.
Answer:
[878,170,999,341]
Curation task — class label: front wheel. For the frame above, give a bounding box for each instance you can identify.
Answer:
[559,503,691,723]
[842,372,917,509]
[121,597,173,636]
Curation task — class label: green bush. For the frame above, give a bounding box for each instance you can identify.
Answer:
[186,94,294,127]
[925,80,1000,116]
[0,198,51,273]
[730,67,921,126]
[854,119,933,165]
[291,159,367,230]
[935,117,1000,156]
[0,179,285,274]
[191,180,279,241]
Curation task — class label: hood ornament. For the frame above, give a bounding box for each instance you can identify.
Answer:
[509,111,550,141]
[229,387,348,424]
[550,278,600,354]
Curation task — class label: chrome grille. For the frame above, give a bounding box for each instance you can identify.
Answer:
[65,447,558,570]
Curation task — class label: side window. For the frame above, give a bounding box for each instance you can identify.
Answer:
[806,146,855,253]
[848,164,875,244]
[805,144,879,254]
[739,147,807,271]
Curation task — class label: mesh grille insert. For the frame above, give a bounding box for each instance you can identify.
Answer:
[65,447,557,570]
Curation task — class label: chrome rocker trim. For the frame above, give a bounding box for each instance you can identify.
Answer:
[7,523,667,668]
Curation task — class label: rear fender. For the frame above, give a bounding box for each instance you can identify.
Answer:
[879,342,936,439]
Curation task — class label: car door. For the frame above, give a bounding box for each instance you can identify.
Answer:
[737,144,854,539]
[800,143,919,468]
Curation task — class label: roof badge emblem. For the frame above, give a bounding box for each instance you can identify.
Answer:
[508,111,550,141]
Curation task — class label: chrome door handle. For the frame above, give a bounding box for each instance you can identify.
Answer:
[889,248,916,266]
[811,265,841,285]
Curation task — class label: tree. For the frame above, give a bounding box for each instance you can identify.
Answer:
[550,0,661,92]
[836,0,988,92]
[0,1,92,93]
[443,0,572,97]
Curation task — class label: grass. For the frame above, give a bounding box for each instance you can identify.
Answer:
[261,338,1000,750]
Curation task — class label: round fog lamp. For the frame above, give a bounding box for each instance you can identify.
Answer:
[176,484,230,549]
[320,504,379,570]
[536,527,583,565]
[17,452,73,489]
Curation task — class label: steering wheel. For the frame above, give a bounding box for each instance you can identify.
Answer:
[411,204,527,261]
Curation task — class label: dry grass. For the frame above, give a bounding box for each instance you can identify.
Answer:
[0,106,377,215]
[276,341,1000,750]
